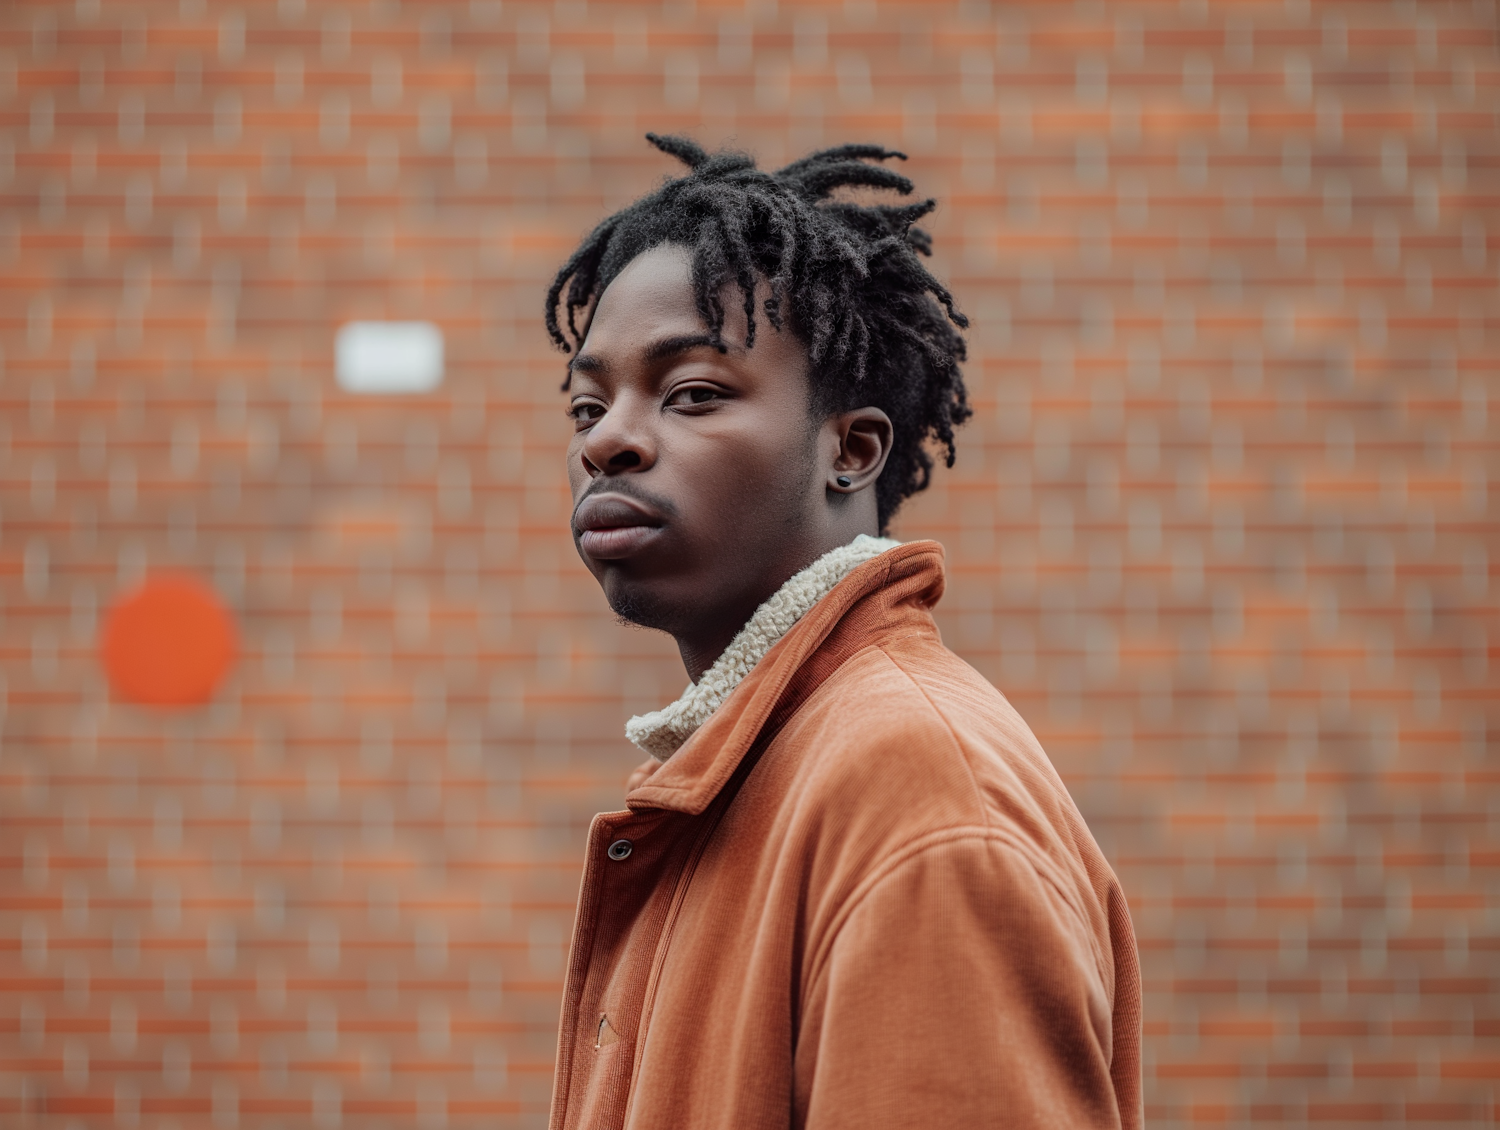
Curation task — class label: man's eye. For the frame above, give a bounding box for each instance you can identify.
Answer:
[569,402,605,423]
[668,386,722,407]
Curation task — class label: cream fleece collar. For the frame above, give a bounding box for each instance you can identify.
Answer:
[625,534,901,760]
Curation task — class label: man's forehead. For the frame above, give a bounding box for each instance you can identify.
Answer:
[573,302,716,363]
[570,243,793,378]
[591,247,701,326]
[575,252,717,370]
[580,300,706,352]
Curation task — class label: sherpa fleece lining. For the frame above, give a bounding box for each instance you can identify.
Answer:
[625,534,901,759]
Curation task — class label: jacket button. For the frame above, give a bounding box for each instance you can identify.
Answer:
[607,839,633,861]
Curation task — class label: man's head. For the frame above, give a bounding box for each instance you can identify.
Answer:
[545,135,970,677]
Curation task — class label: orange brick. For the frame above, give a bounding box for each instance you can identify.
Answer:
[0,0,1495,1126]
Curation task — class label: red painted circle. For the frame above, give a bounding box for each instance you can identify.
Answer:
[101,574,237,707]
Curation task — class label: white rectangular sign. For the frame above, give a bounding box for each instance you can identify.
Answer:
[335,321,444,394]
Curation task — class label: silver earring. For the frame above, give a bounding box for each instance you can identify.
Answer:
[836,475,852,488]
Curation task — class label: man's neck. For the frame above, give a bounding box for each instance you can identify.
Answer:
[674,584,776,683]
[670,555,820,683]
[671,525,882,683]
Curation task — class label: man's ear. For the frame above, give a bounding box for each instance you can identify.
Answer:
[825,407,893,494]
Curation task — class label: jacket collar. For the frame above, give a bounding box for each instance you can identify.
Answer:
[625,534,902,759]
[625,540,947,816]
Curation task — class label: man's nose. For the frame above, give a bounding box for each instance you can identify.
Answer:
[579,399,656,477]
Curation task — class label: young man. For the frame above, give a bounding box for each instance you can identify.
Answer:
[542,135,1141,1130]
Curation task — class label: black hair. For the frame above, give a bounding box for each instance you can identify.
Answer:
[544,133,970,533]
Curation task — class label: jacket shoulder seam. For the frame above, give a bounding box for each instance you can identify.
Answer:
[802,825,1093,1001]
[869,642,993,822]
[864,642,1118,994]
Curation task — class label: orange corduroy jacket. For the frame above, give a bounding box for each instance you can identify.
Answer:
[549,540,1142,1130]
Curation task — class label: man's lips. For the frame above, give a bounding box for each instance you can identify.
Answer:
[572,493,665,560]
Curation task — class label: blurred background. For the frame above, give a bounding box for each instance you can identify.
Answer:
[1,0,1496,1126]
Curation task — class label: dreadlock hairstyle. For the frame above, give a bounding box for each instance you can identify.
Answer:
[544,133,971,533]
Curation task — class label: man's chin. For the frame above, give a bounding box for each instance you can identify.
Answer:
[602,577,684,636]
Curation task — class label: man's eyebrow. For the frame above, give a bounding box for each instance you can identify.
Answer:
[642,334,727,363]
[570,333,726,376]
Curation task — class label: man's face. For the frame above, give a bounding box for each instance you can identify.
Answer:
[564,243,829,654]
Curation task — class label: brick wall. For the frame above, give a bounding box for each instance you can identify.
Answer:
[1,0,1495,1126]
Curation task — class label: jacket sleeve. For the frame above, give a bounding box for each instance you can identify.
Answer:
[795,833,1126,1129]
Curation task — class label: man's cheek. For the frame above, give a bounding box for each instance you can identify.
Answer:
[691,457,770,524]
[699,428,786,490]
[565,442,589,497]
[725,434,809,512]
